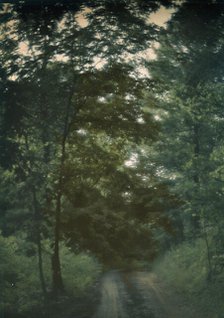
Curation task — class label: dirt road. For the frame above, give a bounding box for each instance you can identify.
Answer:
[93,271,200,318]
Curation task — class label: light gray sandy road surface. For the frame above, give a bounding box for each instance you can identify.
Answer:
[93,271,201,318]
[93,271,129,318]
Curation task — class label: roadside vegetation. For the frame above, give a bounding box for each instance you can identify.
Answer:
[154,240,224,318]
[0,233,101,317]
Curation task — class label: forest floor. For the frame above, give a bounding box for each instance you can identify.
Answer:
[92,270,205,318]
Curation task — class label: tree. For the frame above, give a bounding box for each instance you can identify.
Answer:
[149,0,224,279]
[1,0,172,299]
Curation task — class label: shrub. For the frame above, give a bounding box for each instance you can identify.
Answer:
[154,239,224,317]
[154,239,207,294]
[0,234,101,316]
[60,243,102,295]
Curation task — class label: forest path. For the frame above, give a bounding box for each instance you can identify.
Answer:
[93,270,201,318]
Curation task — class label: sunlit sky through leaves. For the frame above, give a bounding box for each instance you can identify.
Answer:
[8,4,174,168]
[17,5,174,64]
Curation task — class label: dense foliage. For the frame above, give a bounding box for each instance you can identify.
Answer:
[1,0,224,317]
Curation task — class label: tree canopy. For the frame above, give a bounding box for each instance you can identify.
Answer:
[1,1,224,317]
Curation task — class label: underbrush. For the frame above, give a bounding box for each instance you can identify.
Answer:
[153,239,224,318]
[0,234,102,317]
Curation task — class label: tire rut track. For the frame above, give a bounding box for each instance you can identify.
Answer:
[93,271,129,318]
[93,270,201,318]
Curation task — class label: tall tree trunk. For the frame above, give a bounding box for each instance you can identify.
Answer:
[192,123,201,231]
[51,12,81,295]
[52,172,65,294]
[201,210,213,282]
[24,134,47,298]
[32,188,47,297]
[193,123,213,280]
[51,87,74,295]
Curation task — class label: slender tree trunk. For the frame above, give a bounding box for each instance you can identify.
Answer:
[37,233,47,297]
[193,124,200,183]
[192,123,201,231]
[24,134,47,298]
[32,188,47,297]
[52,174,64,294]
[51,12,82,295]
[51,87,74,295]
[193,121,213,281]
[201,213,213,282]
[205,233,213,282]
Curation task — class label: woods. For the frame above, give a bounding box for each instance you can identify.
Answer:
[1,1,224,317]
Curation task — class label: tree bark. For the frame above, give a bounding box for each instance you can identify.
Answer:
[51,12,82,295]
[24,134,47,298]
[51,84,74,295]
[192,123,201,231]
[201,213,213,282]
[32,188,47,297]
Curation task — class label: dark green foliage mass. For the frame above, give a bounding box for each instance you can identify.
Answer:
[0,1,172,316]
[149,2,224,315]
[1,0,224,317]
